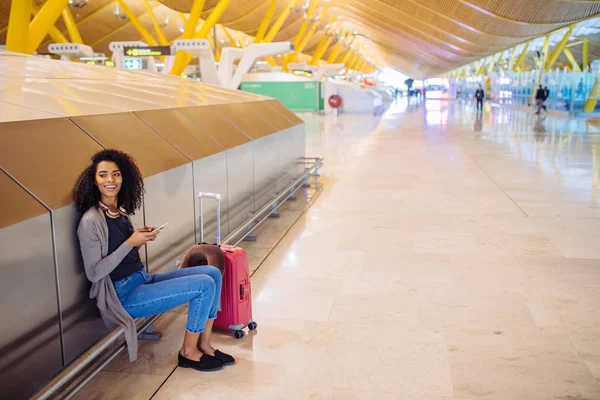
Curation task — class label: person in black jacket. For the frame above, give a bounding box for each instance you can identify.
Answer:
[474,85,485,112]
[535,85,545,114]
[543,86,550,111]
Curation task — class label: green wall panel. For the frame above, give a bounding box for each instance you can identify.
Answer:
[241,81,319,112]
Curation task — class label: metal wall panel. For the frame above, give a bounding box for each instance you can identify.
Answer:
[192,152,229,242]
[144,164,196,275]
[225,143,255,232]
[53,204,108,366]
[253,133,281,211]
[0,175,62,400]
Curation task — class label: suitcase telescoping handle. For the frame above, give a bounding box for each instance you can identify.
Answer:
[198,192,221,246]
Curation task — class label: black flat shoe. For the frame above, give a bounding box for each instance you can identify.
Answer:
[178,353,223,372]
[214,349,236,366]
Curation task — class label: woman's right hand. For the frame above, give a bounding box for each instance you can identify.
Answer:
[126,228,159,247]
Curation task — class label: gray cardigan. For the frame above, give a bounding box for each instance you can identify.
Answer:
[77,206,139,361]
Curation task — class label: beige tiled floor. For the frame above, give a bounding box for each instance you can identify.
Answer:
[77,100,600,399]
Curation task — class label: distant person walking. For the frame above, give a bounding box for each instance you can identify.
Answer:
[543,86,550,111]
[535,85,545,114]
[474,84,485,112]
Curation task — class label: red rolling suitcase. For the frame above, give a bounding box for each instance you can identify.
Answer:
[199,192,257,339]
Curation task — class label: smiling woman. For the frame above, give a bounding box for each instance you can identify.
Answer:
[71,149,234,372]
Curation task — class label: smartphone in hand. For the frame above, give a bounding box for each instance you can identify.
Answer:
[150,223,169,233]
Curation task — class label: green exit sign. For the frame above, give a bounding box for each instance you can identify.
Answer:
[124,58,142,70]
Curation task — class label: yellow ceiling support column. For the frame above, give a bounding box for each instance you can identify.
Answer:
[115,0,157,46]
[357,59,366,72]
[346,53,358,70]
[346,54,357,70]
[476,57,489,75]
[61,7,82,43]
[340,49,354,67]
[546,25,574,72]
[309,36,328,64]
[541,33,550,66]
[338,35,357,65]
[583,39,589,71]
[563,48,582,72]
[222,25,239,47]
[170,0,206,75]
[309,19,341,66]
[144,0,168,45]
[254,0,277,43]
[194,0,232,39]
[263,0,301,43]
[513,41,530,72]
[6,0,32,53]
[487,51,503,74]
[508,47,517,71]
[289,0,321,50]
[284,6,329,69]
[31,4,68,44]
[584,77,600,112]
[27,0,70,53]
[326,29,350,64]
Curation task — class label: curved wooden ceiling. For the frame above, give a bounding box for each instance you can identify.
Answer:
[1,0,599,78]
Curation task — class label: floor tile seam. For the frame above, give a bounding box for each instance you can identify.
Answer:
[148,364,179,400]
[462,150,531,218]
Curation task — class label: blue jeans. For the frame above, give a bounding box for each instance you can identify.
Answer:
[113,266,222,333]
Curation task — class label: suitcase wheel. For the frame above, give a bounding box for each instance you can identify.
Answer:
[248,322,258,331]
[234,330,245,339]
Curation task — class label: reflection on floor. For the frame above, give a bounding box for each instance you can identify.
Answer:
[74,99,600,400]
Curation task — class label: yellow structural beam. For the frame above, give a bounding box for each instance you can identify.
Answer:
[477,56,490,75]
[285,6,329,68]
[144,0,168,45]
[309,35,329,64]
[290,0,321,49]
[180,0,233,73]
[265,56,277,66]
[563,48,582,72]
[31,4,68,44]
[194,0,232,39]
[222,25,239,47]
[115,0,157,46]
[487,52,500,74]
[181,0,205,39]
[6,0,32,53]
[583,39,589,71]
[263,0,301,43]
[326,29,350,64]
[254,0,277,43]
[584,77,600,112]
[347,53,358,70]
[27,0,70,53]
[338,35,357,64]
[541,33,550,66]
[62,7,82,43]
[169,0,205,76]
[513,41,530,72]
[171,0,235,76]
[546,25,574,72]
[309,19,341,66]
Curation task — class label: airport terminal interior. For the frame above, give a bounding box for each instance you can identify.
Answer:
[1,1,600,399]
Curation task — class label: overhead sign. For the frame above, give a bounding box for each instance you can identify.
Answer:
[124,58,143,70]
[292,70,313,77]
[123,46,171,57]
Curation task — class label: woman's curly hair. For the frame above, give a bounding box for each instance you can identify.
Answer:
[73,149,145,214]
